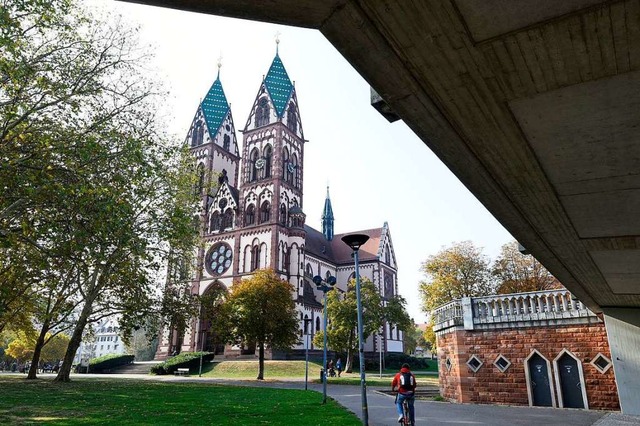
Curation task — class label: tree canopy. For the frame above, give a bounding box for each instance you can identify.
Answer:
[314,277,411,373]
[493,241,561,294]
[1,0,199,381]
[220,269,299,380]
[419,240,561,314]
[419,241,495,312]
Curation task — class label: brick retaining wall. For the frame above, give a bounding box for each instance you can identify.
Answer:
[437,323,619,410]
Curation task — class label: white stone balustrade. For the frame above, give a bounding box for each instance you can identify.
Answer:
[433,289,599,333]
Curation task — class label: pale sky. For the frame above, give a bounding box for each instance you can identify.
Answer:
[89,0,514,321]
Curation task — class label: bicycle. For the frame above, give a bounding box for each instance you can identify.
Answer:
[394,393,413,426]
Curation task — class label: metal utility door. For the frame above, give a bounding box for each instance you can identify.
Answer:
[558,354,585,408]
[529,353,553,407]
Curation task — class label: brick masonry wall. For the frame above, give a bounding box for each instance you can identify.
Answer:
[437,323,619,410]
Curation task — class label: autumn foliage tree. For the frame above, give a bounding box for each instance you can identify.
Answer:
[219,270,299,380]
[493,241,561,294]
[419,241,495,313]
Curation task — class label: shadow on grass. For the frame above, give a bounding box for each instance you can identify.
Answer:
[0,377,360,425]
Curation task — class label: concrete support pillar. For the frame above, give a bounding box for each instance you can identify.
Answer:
[603,308,640,415]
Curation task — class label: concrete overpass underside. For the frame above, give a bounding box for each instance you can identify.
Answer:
[123,0,640,414]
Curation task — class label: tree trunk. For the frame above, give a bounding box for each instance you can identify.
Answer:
[345,328,355,373]
[54,289,97,382]
[27,319,51,379]
[257,341,264,380]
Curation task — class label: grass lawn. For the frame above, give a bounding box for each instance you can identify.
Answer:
[200,360,438,382]
[0,377,360,425]
[201,360,323,379]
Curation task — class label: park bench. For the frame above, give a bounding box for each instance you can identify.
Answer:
[174,368,189,376]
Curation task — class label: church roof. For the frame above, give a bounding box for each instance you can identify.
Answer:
[264,54,293,118]
[304,225,383,265]
[201,76,230,136]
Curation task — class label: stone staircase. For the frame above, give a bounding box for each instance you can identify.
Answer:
[109,361,160,375]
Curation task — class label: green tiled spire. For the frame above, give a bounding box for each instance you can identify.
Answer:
[201,75,230,136]
[322,186,334,241]
[264,54,293,118]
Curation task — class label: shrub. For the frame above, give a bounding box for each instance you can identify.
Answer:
[356,353,430,371]
[88,354,134,373]
[150,352,214,375]
[385,353,430,370]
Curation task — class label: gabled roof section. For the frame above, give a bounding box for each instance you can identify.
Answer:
[264,54,293,117]
[304,224,384,265]
[201,76,230,137]
[209,180,239,211]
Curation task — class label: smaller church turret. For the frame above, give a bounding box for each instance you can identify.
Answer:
[322,186,334,241]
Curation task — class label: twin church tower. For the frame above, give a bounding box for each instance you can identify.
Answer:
[157,47,403,358]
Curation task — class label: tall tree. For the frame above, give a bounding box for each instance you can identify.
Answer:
[419,241,495,312]
[402,325,421,355]
[221,269,299,380]
[1,0,199,381]
[492,241,562,294]
[314,277,385,373]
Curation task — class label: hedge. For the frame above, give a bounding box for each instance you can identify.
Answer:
[150,352,214,375]
[88,354,134,373]
[355,353,430,371]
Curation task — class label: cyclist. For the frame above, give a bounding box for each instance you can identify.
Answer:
[391,363,416,425]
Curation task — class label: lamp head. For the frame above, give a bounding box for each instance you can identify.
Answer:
[341,234,370,251]
[327,276,337,286]
[312,275,323,286]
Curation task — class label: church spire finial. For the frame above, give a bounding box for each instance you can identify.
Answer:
[275,31,281,54]
[322,185,334,241]
[217,53,223,79]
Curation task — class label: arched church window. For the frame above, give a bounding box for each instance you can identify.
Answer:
[325,271,331,282]
[260,201,270,223]
[287,102,297,134]
[221,208,233,230]
[348,272,356,284]
[282,245,290,272]
[194,164,205,197]
[279,204,287,226]
[305,263,313,277]
[316,317,321,333]
[385,245,391,265]
[291,154,299,187]
[209,211,220,233]
[282,147,289,179]
[255,97,270,127]
[304,315,309,334]
[263,145,273,178]
[191,121,203,147]
[251,244,261,271]
[223,134,230,151]
[384,272,394,299]
[249,148,259,182]
[245,204,255,226]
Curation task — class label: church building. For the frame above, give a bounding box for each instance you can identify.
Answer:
[156,47,403,359]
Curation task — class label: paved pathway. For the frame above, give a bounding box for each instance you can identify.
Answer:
[21,373,639,425]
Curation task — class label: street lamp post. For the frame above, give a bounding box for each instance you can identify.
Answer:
[341,233,370,426]
[303,317,312,391]
[313,274,336,404]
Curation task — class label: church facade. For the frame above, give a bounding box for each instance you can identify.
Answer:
[156,50,403,359]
